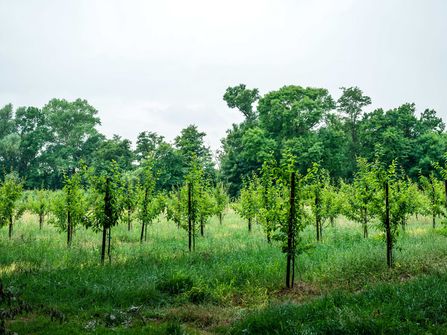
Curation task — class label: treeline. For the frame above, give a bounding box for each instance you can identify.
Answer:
[0,99,215,189]
[1,84,446,194]
[220,85,446,196]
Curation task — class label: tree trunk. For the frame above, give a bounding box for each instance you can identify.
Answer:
[188,182,192,252]
[433,214,436,229]
[67,209,72,247]
[219,212,223,225]
[140,222,145,243]
[107,227,112,264]
[39,213,44,230]
[101,226,107,265]
[248,217,252,232]
[363,208,368,238]
[385,181,393,268]
[315,189,321,242]
[286,172,296,289]
[8,215,13,239]
[127,209,131,231]
[144,221,148,241]
[200,218,204,237]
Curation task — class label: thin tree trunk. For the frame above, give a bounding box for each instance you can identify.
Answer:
[67,209,72,247]
[363,208,368,238]
[315,190,321,242]
[144,221,148,241]
[385,181,393,268]
[127,209,131,231]
[248,217,252,232]
[286,172,296,289]
[101,226,107,264]
[219,212,223,225]
[200,218,204,237]
[39,213,44,230]
[8,215,13,239]
[107,227,112,264]
[433,214,436,229]
[140,222,145,243]
[188,182,192,252]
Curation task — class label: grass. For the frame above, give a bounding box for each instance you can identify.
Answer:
[1,211,447,334]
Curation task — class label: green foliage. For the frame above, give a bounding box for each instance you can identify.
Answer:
[0,172,24,229]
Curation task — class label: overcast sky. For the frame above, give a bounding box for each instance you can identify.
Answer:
[0,0,446,153]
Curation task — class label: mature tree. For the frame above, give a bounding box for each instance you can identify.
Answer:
[223,84,260,121]
[135,131,164,162]
[41,98,103,188]
[93,135,134,173]
[337,87,371,175]
[174,125,215,181]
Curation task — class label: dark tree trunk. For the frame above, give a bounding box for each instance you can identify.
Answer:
[67,209,72,247]
[144,221,148,241]
[433,215,436,229]
[200,218,204,237]
[188,182,192,252]
[140,222,145,243]
[39,213,44,230]
[101,226,107,264]
[127,209,131,231]
[286,172,296,289]
[248,217,252,232]
[315,190,321,242]
[219,212,223,225]
[8,215,13,239]
[385,181,393,268]
[107,227,112,264]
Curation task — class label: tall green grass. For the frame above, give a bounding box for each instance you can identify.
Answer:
[1,211,447,334]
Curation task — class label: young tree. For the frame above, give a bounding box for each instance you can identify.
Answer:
[0,172,24,239]
[370,161,401,268]
[213,182,229,225]
[419,173,444,228]
[50,171,88,246]
[28,189,50,230]
[235,176,259,232]
[122,173,138,231]
[88,163,124,264]
[342,158,378,238]
[137,158,156,243]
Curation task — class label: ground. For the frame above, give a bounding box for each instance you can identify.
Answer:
[1,212,447,334]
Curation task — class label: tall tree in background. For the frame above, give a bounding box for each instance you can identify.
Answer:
[42,98,103,188]
[337,87,371,177]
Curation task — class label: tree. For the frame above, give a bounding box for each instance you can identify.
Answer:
[137,158,157,243]
[174,125,215,181]
[0,172,23,239]
[28,189,50,230]
[419,173,444,228]
[41,98,103,188]
[122,173,139,231]
[135,131,164,163]
[342,158,378,238]
[213,182,229,225]
[337,87,371,176]
[88,163,124,264]
[50,171,87,246]
[223,84,260,121]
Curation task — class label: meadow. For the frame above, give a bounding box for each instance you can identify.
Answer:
[1,211,447,334]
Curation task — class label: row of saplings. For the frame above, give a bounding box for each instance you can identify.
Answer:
[1,154,447,287]
[0,158,229,264]
[235,156,447,288]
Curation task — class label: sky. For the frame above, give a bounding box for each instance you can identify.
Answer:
[0,0,446,153]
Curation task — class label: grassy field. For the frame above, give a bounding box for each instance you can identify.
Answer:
[1,211,447,334]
